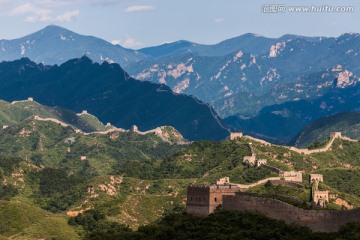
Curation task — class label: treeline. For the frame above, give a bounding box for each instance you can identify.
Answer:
[30,168,89,212]
[68,209,360,240]
[113,141,274,183]
[0,156,21,200]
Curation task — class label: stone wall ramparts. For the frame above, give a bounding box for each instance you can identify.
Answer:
[222,193,360,232]
[235,177,281,189]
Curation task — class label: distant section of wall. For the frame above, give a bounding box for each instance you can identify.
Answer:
[222,193,360,232]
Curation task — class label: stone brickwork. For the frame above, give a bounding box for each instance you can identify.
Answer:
[222,193,360,232]
[186,184,239,216]
[186,185,210,216]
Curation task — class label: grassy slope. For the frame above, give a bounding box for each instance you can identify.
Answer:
[78,113,108,131]
[0,100,107,132]
[0,200,79,240]
[0,119,189,232]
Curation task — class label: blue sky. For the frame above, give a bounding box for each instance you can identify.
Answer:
[0,0,359,49]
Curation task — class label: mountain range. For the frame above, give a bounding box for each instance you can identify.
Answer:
[0,25,147,68]
[0,57,229,141]
[1,25,360,144]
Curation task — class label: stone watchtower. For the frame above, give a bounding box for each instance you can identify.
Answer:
[186,182,239,216]
[309,174,324,185]
[330,132,342,139]
[313,191,329,207]
[243,143,256,165]
[310,174,328,207]
[230,132,243,140]
[130,125,139,132]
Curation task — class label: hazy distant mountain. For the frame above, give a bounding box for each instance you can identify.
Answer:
[290,111,360,147]
[2,26,360,143]
[0,25,148,67]
[130,33,360,117]
[138,33,318,58]
[224,84,360,144]
[0,57,229,141]
[3,26,359,119]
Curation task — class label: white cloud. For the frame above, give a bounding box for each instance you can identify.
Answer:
[25,10,79,22]
[55,10,79,22]
[214,17,224,24]
[9,3,79,22]
[9,3,41,16]
[125,5,155,13]
[112,37,143,48]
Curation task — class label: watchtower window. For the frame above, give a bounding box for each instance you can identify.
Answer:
[190,197,193,201]
[214,197,217,202]
[204,197,206,201]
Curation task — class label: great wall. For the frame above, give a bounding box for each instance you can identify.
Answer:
[187,132,360,232]
[222,193,360,233]
[3,98,188,145]
[186,174,360,232]
[5,99,360,232]
[231,131,358,155]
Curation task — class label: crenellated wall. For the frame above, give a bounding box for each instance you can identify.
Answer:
[222,193,360,232]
